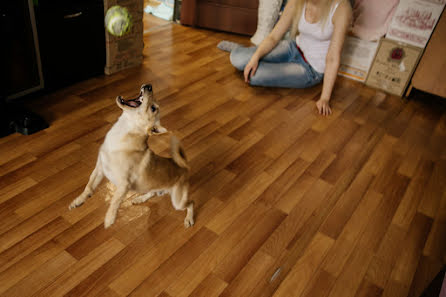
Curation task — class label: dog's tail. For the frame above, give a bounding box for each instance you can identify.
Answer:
[171,136,189,169]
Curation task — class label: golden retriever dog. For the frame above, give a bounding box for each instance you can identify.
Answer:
[69,84,194,228]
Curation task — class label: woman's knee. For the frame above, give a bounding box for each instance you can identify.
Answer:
[230,47,251,71]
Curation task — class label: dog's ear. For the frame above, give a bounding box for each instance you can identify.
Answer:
[150,125,168,135]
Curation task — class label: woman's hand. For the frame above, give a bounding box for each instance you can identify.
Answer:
[244,57,259,83]
[316,98,332,116]
[240,0,295,84]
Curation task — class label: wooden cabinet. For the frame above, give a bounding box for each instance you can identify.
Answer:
[1,0,44,99]
[180,0,258,35]
[408,10,446,98]
[34,0,106,91]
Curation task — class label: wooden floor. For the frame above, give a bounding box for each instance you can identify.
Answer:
[143,12,170,33]
[1,23,446,297]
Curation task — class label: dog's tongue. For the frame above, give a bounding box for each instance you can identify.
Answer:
[127,100,139,107]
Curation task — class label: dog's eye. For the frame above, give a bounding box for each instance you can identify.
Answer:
[151,105,157,112]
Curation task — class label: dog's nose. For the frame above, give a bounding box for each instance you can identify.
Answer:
[142,84,152,91]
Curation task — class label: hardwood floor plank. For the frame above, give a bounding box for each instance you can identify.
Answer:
[354,278,383,297]
[213,207,286,283]
[263,106,318,160]
[61,183,109,225]
[0,212,22,236]
[0,240,63,294]
[407,255,444,297]
[219,251,276,297]
[362,134,398,176]
[264,129,319,178]
[0,250,77,297]
[320,123,378,184]
[274,172,317,214]
[358,173,410,253]
[107,196,227,297]
[224,144,274,177]
[320,169,375,239]
[422,217,446,261]
[228,99,281,141]
[398,147,423,178]
[24,116,107,158]
[256,158,310,207]
[418,160,446,218]
[0,142,81,189]
[326,242,375,297]
[54,204,110,247]
[0,136,34,166]
[188,274,228,297]
[0,216,70,267]
[365,224,407,288]
[102,219,193,295]
[0,153,37,177]
[392,159,434,229]
[33,237,125,297]
[165,204,271,297]
[0,160,86,224]
[260,179,332,258]
[314,117,360,155]
[385,99,417,138]
[93,287,122,297]
[193,169,236,199]
[127,227,218,297]
[14,162,90,219]
[305,150,337,178]
[189,131,263,191]
[62,214,180,297]
[389,213,432,290]
[0,177,37,204]
[217,115,251,135]
[322,190,383,277]
[207,172,273,234]
[187,135,236,177]
[300,269,337,297]
[428,113,446,160]
[255,125,382,297]
[381,280,406,297]
[273,232,334,297]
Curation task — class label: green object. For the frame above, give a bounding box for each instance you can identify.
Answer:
[104,6,132,37]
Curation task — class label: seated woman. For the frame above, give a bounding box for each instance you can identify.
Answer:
[228,0,352,115]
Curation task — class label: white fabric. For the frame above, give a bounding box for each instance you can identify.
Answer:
[251,0,283,45]
[296,1,340,73]
[352,0,399,41]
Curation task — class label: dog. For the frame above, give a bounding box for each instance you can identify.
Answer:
[69,84,194,229]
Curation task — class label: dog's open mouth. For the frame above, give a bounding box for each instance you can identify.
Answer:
[119,92,142,108]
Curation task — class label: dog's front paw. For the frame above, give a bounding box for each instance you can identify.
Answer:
[104,212,117,229]
[184,217,194,228]
[132,197,144,205]
[68,197,84,210]
[156,190,168,196]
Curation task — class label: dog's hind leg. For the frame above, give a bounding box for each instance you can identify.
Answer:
[132,191,156,204]
[132,189,169,204]
[69,157,104,209]
[183,200,195,228]
[104,184,128,228]
[171,184,194,228]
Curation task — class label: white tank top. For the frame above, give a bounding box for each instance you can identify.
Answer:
[296,1,341,73]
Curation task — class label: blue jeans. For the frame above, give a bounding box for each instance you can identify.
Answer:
[230,40,323,88]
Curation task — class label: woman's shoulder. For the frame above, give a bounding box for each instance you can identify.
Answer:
[332,0,352,24]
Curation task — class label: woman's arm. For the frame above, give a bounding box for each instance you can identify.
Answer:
[316,0,352,115]
[244,0,297,82]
